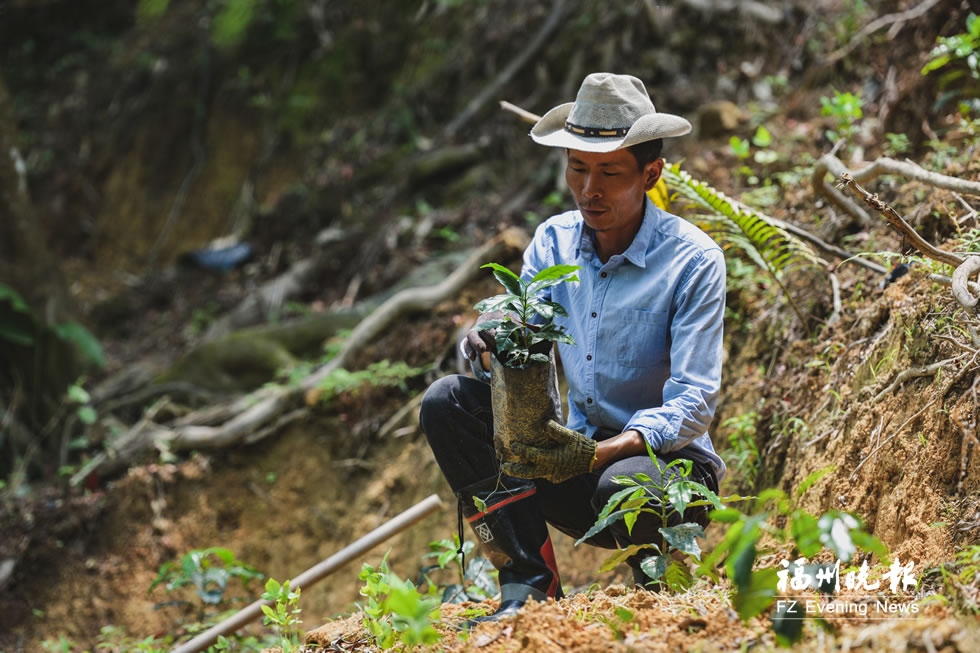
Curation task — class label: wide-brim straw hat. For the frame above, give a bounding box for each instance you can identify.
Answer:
[530,72,691,152]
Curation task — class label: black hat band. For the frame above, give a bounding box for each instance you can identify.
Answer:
[564,121,629,138]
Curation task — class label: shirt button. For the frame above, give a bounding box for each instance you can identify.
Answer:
[591,312,597,318]
[587,354,592,361]
[587,398,593,404]
[601,272,607,278]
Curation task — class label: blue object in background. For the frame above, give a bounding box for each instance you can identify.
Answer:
[178,242,254,272]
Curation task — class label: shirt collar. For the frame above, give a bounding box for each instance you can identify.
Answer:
[575,197,656,269]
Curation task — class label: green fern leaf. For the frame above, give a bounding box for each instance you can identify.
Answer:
[662,163,826,332]
[662,163,826,277]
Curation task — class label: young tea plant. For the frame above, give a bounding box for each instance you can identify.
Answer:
[420,537,497,604]
[820,89,863,146]
[148,547,264,620]
[359,553,442,649]
[575,441,744,591]
[474,263,582,368]
[260,578,303,653]
[722,411,759,488]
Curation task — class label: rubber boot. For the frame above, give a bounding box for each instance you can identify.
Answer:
[457,474,562,626]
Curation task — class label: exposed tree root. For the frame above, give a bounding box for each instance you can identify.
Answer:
[70,228,530,486]
[872,357,963,404]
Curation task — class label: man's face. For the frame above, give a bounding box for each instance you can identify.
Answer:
[565,148,663,237]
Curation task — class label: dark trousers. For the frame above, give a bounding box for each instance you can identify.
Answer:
[419,374,718,555]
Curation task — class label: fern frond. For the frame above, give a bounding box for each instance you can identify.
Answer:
[662,163,826,277]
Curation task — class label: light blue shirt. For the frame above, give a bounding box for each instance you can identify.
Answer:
[518,198,727,481]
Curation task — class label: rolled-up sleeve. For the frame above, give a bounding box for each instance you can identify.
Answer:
[625,247,725,452]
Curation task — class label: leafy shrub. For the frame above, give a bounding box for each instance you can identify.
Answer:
[722,411,759,487]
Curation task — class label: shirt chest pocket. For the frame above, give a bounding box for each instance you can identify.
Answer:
[616,308,669,368]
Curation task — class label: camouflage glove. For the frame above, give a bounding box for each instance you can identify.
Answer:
[500,420,597,484]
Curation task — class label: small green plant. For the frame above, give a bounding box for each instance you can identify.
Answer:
[137,0,170,21]
[420,537,497,603]
[184,302,220,336]
[314,359,430,403]
[577,441,746,591]
[820,89,863,144]
[148,547,263,620]
[729,135,751,160]
[474,263,582,368]
[883,132,911,156]
[260,578,302,653]
[67,381,97,426]
[721,411,759,487]
[359,554,443,649]
[922,13,980,110]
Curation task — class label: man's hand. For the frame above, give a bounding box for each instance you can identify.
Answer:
[501,422,597,484]
[593,429,646,469]
[462,310,510,370]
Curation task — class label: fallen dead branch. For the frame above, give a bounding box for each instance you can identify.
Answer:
[813,155,980,229]
[70,228,529,486]
[837,172,980,311]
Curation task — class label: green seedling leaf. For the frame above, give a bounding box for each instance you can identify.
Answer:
[733,568,779,621]
[663,457,693,476]
[575,509,635,545]
[526,271,582,298]
[597,486,645,518]
[797,464,836,497]
[77,406,97,425]
[665,559,694,591]
[67,385,91,404]
[640,555,670,582]
[660,523,706,560]
[614,606,634,622]
[474,293,519,313]
[529,264,584,283]
[752,126,772,148]
[599,543,655,573]
[53,321,106,368]
[709,508,744,523]
[665,480,695,515]
[0,283,31,313]
[851,530,890,563]
[0,321,34,346]
[791,510,822,557]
